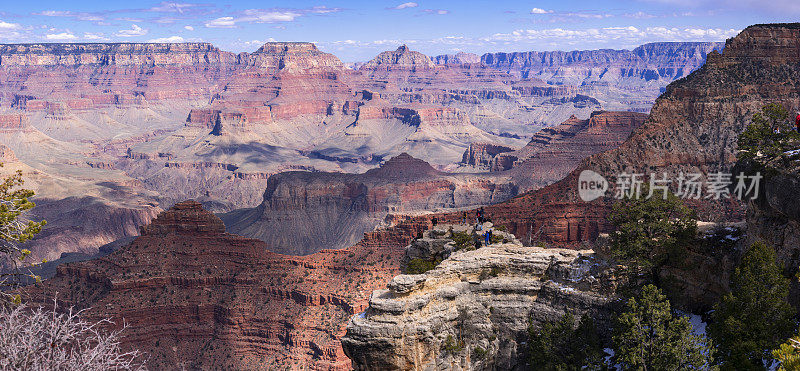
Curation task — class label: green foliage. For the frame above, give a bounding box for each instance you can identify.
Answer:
[773,332,800,371]
[478,266,502,281]
[0,168,46,251]
[708,241,796,369]
[0,166,47,304]
[613,284,714,370]
[443,334,464,354]
[609,187,697,282]
[472,346,487,360]
[528,312,605,371]
[737,103,800,163]
[404,258,440,274]
[451,230,473,251]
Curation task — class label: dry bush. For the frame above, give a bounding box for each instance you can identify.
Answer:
[0,300,146,370]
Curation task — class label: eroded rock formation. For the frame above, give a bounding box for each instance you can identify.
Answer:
[342,225,617,370]
[23,200,423,370]
[221,153,518,255]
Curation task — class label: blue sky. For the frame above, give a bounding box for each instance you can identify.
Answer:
[0,1,796,61]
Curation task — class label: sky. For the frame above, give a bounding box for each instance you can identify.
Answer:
[0,1,797,62]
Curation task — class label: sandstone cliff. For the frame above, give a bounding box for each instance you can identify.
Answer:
[221,154,518,255]
[468,24,800,245]
[360,45,436,71]
[481,42,724,84]
[23,200,426,370]
[342,225,617,370]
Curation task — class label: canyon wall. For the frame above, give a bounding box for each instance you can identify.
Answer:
[23,201,425,370]
[221,153,518,255]
[472,24,800,246]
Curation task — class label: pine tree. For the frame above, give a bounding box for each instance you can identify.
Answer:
[528,312,604,370]
[613,284,714,370]
[0,166,47,304]
[773,331,800,371]
[708,241,796,369]
[609,187,697,283]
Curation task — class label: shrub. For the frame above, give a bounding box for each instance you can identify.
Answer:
[773,331,800,371]
[443,334,464,354]
[614,285,713,370]
[609,186,697,284]
[451,231,472,251]
[405,258,440,274]
[528,312,604,370]
[709,241,795,369]
[737,103,800,164]
[0,300,145,370]
[472,346,487,360]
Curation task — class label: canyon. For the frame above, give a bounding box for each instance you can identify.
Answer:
[23,201,417,369]
[0,40,720,264]
[340,23,800,369]
[4,31,758,370]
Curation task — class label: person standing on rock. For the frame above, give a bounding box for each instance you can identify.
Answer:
[795,111,800,132]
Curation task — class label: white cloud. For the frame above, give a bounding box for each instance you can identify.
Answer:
[149,35,185,43]
[83,32,109,41]
[116,24,148,37]
[561,12,612,19]
[0,21,20,30]
[423,9,449,15]
[624,11,657,19]
[38,10,71,17]
[46,32,77,40]
[205,16,236,28]
[530,8,553,14]
[393,2,419,10]
[481,26,739,45]
[184,25,194,31]
[150,2,196,13]
[35,10,104,22]
[653,0,800,12]
[241,9,301,23]
[309,6,341,14]
[205,8,326,28]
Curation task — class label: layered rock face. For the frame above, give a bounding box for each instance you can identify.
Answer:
[342,225,617,370]
[481,42,723,84]
[360,45,436,71]
[746,172,800,272]
[464,24,800,245]
[0,39,723,263]
[222,154,518,255]
[432,52,481,65]
[23,200,425,370]
[496,111,647,191]
[460,142,514,167]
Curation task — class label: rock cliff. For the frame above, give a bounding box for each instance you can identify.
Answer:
[221,154,518,255]
[342,225,617,370]
[360,45,436,71]
[0,38,732,267]
[469,24,800,245]
[23,200,423,370]
[481,42,724,84]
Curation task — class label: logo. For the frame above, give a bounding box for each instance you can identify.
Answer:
[578,170,608,202]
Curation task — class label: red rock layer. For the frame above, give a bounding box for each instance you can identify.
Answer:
[221,153,517,255]
[440,24,800,245]
[461,142,514,167]
[23,200,423,370]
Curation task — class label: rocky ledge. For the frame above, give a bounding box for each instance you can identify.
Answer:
[341,225,616,370]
